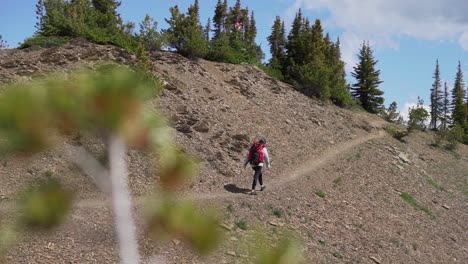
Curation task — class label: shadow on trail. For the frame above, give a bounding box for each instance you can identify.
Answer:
[224,184,250,194]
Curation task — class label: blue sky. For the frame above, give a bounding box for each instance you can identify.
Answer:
[1,0,468,119]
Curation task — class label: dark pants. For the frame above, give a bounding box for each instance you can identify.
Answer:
[251,166,263,190]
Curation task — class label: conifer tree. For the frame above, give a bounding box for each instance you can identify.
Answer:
[138,14,161,50]
[267,16,286,69]
[385,101,400,123]
[212,0,228,39]
[0,35,8,50]
[285,10,303,76]
[451,61,466,126]
[91,0,122,33]
[430,60,443,130]
[442,81,450,130]
[351,42,384,113]
[204,18,211,42]
[245,11,256,45]
[164,0,207,58]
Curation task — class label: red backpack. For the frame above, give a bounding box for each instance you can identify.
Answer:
[248,141,264,166]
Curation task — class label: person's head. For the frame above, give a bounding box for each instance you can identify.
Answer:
[259,137,266,145]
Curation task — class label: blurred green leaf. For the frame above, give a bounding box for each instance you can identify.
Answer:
[0,224,17,256]
[253,236,303,264]
[18,178,72,229]
[147,199,222,255]
[0,85,52,154]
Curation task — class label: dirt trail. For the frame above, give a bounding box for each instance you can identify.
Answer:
[0,125,387,213]
[72,127,387,208]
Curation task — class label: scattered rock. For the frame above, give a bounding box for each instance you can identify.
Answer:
[226,251,237,257]
[398,153,410,164]
[176,124,192,134]
[442,205,450,210]
[219,223,233,231]
[285,119,292,125]
[46,242,55,250]
[193,121,210,133]
[172,239,181,246]
[369,256,381,264]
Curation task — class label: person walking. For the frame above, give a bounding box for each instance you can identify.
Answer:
[244,137,270,195]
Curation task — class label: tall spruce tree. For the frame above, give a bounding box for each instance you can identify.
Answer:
[212,0,227,39]
[204,18,211,42]
[442,81,450,130]
[267,16,286,69]
[430,60,443,130]
[91,0,122,33]
[285,9,303,72]
[451,61,466,126]
[351,42,384,113]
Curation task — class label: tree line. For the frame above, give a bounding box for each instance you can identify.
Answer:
[22,0,387,110]
[426,60,468,143]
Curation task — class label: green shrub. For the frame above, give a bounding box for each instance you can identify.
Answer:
[235,219,248,230]
[400,192,434,218]
[384,124,408,141]
[20,35,70,49]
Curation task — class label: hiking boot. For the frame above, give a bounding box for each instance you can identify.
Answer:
[249,190,257,195]
[260,185,266,191]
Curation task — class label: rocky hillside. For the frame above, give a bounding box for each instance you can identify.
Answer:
[0,40,467,264]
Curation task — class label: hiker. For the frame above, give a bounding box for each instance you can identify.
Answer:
[244,137,270,195]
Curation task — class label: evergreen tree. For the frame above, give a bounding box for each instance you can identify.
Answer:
[267,16,286,69]
[451,61,466,126]
[351,42,384,113]
[212,0,228,39]
[430,60,443,130]
[385,101,400,123]
[204,18,211,42]
[285,9,303,72]
[35,0,46,31]
[441,81,450,130]
[91,0,122,33]
[163,1,208,58]
[138,14,161,50]
[245,11,256,45]
[0,35,8,50]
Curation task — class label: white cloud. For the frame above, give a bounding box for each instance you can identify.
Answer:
[288,0,468,71]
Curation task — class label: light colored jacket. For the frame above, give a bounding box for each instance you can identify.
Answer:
[244,147,270,168]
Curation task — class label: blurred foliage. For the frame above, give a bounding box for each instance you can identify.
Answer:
[20,35,70,49]
[251,235,303,264]
[18,178,72,229]
[146,199,222,255]
[0,224,17,256]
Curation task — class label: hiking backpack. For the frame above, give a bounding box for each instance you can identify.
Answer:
[248,141,264,166]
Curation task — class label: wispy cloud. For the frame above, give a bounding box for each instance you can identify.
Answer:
[287,0,468,71]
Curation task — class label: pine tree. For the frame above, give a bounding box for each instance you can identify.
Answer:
[245,11,256,45]
[351,42,384,114]
[451,61,466,126]
[285,10,303,75]
[267,16,286,69]
[213,0,227,39]
[442,81,450,130]
[204,18,211,42]
[385,101,400,123]
[163,1,207,58]
[35,0,46,32]
[91,0,122,33]
[138,14,161,50]
[0,35,8,50]
[430,60,443,130]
